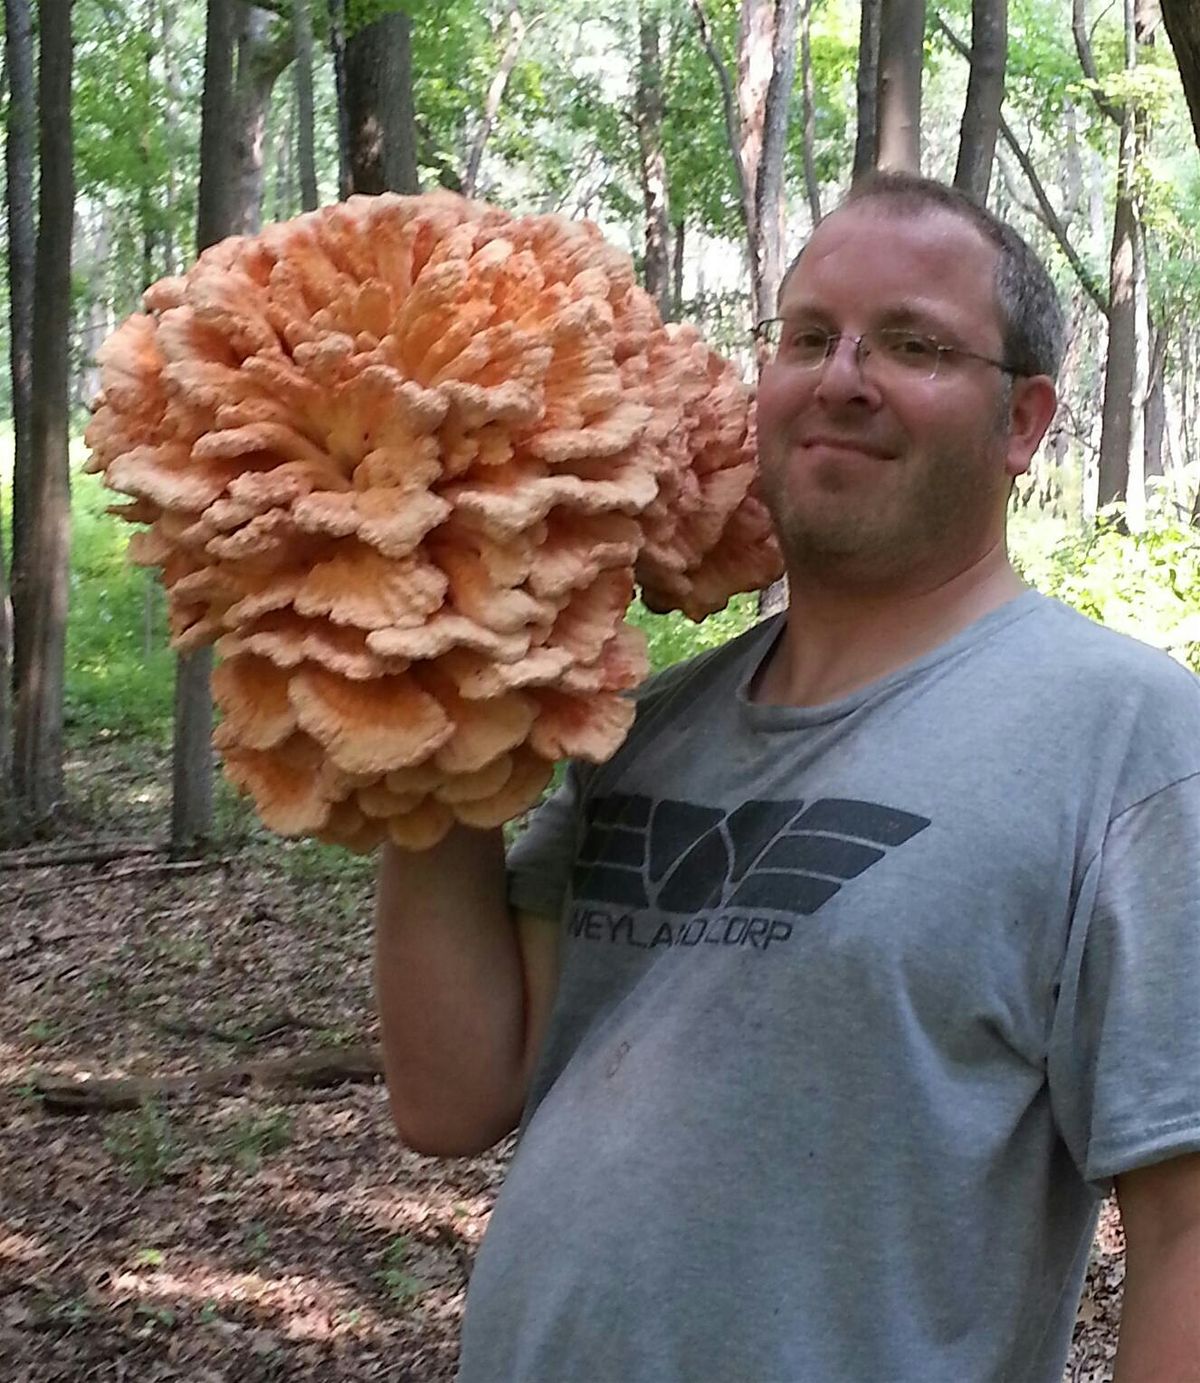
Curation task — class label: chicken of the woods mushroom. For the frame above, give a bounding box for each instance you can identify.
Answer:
[86,192,783,852]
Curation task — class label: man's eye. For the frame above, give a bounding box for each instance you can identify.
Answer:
[880,332,938,360]
[786,328,829,354]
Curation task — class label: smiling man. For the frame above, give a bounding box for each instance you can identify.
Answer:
[374,174,1200,1383]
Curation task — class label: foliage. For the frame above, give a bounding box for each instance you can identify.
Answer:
[1016,499,1200,672]
[104,1100,180,1187]
[217,1108,293,1173]
[628,593,759,673]
[66,468,174,742]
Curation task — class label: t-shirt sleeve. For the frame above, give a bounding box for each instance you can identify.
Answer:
[1048,772,1200,1187]
[505,762,588,922]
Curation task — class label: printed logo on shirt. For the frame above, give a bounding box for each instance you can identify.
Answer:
[569,795,930,938]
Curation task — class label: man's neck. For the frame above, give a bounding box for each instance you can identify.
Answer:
[753,544,1027,708]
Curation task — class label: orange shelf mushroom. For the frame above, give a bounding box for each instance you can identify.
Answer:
[86,192,782,852]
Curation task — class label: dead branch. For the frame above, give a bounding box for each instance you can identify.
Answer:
[152,1010,321,1045]
[934,14,1110,319]
[35,1045,384,1113]
[688,0,752,239]
[0,840,163,870]
[0,858,229,909]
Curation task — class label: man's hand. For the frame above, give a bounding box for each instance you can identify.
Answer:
[1114,1151,1200,1382]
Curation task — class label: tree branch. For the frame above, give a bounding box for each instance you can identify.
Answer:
[935,14,1109,318]
[1072,0,1124,125]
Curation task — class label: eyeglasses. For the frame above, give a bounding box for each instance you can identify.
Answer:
[752,320,1016,382]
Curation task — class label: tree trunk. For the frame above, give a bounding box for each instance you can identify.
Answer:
[463,0,526,199]
[2,0,36,838]
[1094,0,1150,527]
[5,0,36,623]
[1160,0,1200,153]
[294,0,319,211]
[12,0,74,826]
[327,0,351,199]
[953,0,1007,201]
[160,0,181,273]
[1144,325,1167,481]
[798,0,821,226]
[755,0,799,320]
[171,0,237,856]
[671,214,685,318]
[853,0,881,182]
[876,0,925,172]
[232,6,294,235]
[635,3,672,320]
[346,9,419,195]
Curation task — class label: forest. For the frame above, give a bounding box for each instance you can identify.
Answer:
[1,0,1198,1378]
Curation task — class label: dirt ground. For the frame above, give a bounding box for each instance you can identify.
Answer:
[1,740,1124,1381]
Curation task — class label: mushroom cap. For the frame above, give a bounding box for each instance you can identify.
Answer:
[89,193,782,851]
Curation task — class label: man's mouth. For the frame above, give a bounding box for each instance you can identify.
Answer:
[798,435,896,461]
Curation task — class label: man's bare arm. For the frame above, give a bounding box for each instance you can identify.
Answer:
[373,825,561,1158]
[1113,1151,1200,1383]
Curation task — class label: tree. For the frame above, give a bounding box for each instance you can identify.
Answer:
[876,0,925,171]
[853,0,881,180]
[11,0,75,826]
[345,2,419,195]
[1,0,36,838]
[1076,0,1151,523]
[463,0,527,198]
[171,0,238,855]
[635,1,672,318]
[232,5,297,233]
[294,0,320,211]
[954,0,1007,200]
[690,0,801,324]
[1160,0,1200,153]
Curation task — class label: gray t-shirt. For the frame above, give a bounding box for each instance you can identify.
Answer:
[457,591,1200,1383]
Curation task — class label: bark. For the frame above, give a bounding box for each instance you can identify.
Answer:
[160,0,181,273]
[876,0,925,172]
[799,0,821,226]
[2,0,35,838]
[1159,0,1200,153]
[853,0,881,181]
[463,0,526,199]
[953,0,1007,201]
[294,0,319,210]
[346,9,419,195]
[689,0,753,251]
[634,4,672,320]
[12,0,74,824]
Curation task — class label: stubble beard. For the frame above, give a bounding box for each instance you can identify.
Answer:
[761,434,1010,587]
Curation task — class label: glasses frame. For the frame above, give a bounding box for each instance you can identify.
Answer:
[752,319,1018,381]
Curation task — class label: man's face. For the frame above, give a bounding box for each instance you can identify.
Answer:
[755,202,1033,589]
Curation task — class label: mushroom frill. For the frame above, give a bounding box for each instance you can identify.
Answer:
[86,192,783,852]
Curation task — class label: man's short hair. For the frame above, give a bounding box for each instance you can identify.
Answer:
[785,172,1067,382]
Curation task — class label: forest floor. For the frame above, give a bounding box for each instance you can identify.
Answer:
[2,740,1125,1382]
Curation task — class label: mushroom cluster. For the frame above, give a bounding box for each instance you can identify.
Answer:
[86,193,782,851]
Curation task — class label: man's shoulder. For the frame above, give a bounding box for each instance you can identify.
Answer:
[1020,593,1200,707]
[633,614,780,714]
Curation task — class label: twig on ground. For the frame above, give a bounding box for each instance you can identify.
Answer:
[34,1044,385,1113]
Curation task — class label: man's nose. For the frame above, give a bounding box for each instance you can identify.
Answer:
[814,334,879,406]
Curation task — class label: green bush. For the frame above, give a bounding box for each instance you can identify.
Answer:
[1016,499,1200,672]
[67,467,174,740]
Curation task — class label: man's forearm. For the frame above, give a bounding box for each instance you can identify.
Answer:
[1114,1225,1200,1382]
[374,825,528,1157]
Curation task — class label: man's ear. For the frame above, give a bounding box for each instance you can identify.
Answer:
[1005,375,1059,479]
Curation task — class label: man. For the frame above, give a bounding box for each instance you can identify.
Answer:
[374,174,1200,1382]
